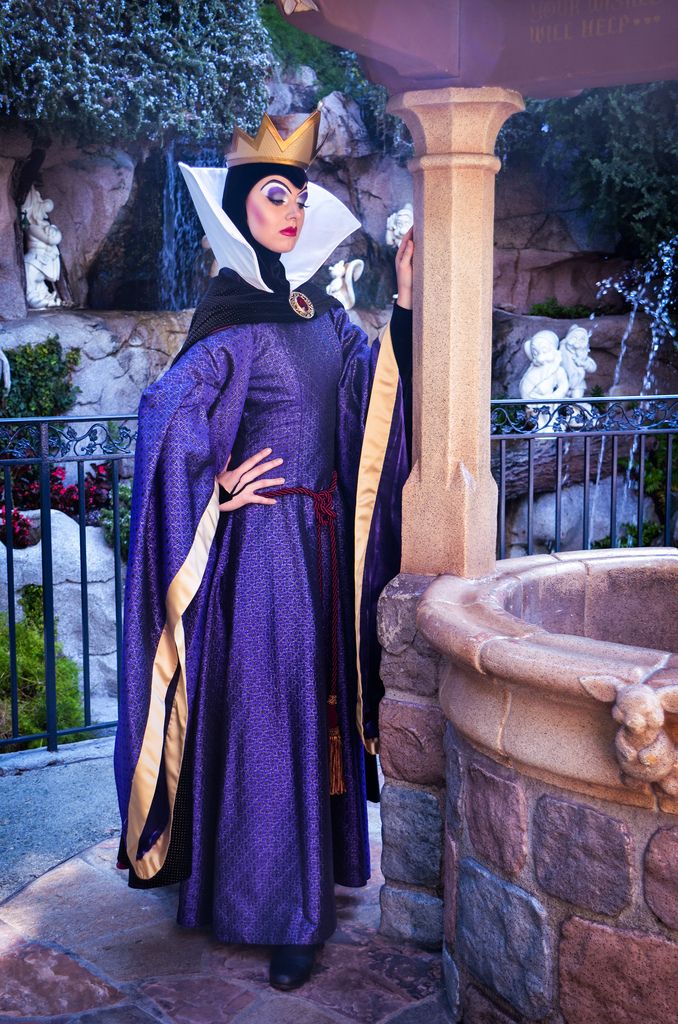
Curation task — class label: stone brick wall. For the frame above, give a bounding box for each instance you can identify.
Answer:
[377,574,445,948]
[443,724,678,1024]
[377,572,678,1023]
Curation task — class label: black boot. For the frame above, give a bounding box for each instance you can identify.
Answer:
[269,943,319,990]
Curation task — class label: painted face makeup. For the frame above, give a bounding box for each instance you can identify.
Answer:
[245,175,308,253]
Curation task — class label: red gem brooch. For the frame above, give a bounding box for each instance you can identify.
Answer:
[289,291,315,319]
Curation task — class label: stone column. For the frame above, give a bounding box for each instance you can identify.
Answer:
[387,87,524,577]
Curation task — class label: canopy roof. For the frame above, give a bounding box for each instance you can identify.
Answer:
[276,0,678,97]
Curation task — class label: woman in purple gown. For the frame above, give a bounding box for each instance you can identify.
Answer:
[114,110,413,989]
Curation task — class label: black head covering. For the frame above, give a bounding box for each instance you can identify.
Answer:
[173,162,341,366]
[222,161,307,294]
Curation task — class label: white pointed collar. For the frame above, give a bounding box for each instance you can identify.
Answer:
[178,163,361,293]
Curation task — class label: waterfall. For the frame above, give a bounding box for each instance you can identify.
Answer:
[158,138,224,311]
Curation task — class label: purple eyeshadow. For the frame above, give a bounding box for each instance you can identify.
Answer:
[263,185,288,200]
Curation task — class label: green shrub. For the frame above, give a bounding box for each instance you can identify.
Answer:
[592,520,663,550]
[0,585,83,752]
[1,336,80,417]
[100,482,132,562]
[631,435,678,522]
[260,1,347,94]
[528,297,593,319]
[0,0,272,143]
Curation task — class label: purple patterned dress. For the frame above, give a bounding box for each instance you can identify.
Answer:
[114,304,409,946]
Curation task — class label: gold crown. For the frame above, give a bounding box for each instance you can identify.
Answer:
[226,111,321,170]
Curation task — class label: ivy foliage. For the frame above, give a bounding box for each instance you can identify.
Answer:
[100,481,132,562]
[0,584,83,751]
[0,336,80,417]
[259,0,347,95]
[591,434,678,549]
[528,297,594,319]
[0,0,273,142]
[497,82,678,258]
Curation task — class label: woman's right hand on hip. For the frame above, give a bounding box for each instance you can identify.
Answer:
[217,447,285,511]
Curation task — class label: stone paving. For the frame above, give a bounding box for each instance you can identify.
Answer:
[0,802,452,1024]
[0,737,120,904]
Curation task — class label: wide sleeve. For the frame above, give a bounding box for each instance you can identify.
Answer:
[114,325,254,883]
[332,306,410,762]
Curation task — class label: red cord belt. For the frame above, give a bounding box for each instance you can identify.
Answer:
[265,468,345,796]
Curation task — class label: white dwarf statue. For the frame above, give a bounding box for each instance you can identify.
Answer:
[0,348,10,396]
[325,258,364,311]
[560,324,597,399]
[385,203,413,249]
[519,329,570,431]
[21,186,63,309]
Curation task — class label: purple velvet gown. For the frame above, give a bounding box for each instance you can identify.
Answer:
[114,304,409,946]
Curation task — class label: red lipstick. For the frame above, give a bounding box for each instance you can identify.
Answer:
[280,227,298,236]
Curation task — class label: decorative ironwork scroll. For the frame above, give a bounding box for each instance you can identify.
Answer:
[491,396,678,438]
[0,417,138,463]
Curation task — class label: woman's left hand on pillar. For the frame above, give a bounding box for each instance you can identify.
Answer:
[395,226,414,310]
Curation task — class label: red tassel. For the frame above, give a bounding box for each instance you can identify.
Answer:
[266,472,346,797]
[329,725,346,796]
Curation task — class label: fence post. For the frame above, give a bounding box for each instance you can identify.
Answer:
[111,459,124,698]
[39,422,58,752]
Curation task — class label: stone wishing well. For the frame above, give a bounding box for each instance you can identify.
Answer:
[377,558,678,1022]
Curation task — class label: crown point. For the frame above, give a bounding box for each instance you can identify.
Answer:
[227,110,321,170]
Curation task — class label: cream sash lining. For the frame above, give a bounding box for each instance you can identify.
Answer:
[353,324,401,756]
[125,480,220,878]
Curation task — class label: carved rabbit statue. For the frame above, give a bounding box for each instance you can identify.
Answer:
[580,676,678,795]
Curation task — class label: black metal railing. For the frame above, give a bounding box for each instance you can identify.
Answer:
[1,414,137,752]
[1,396,677,752]
[492,395,678,559]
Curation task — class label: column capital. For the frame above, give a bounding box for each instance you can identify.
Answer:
[388,86,524,159]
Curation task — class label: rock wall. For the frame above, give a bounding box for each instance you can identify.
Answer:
[39,144,136,307]
[0,89,673,443]
[442,723,678,1024]
[493,156,630,315]
[0,511,121,724]
[504,477,661,558]
[0,130,32,321]
[0,130,135,318]
[0,308,192,416]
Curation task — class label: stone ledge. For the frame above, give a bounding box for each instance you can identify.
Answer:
[417,550,678,807]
